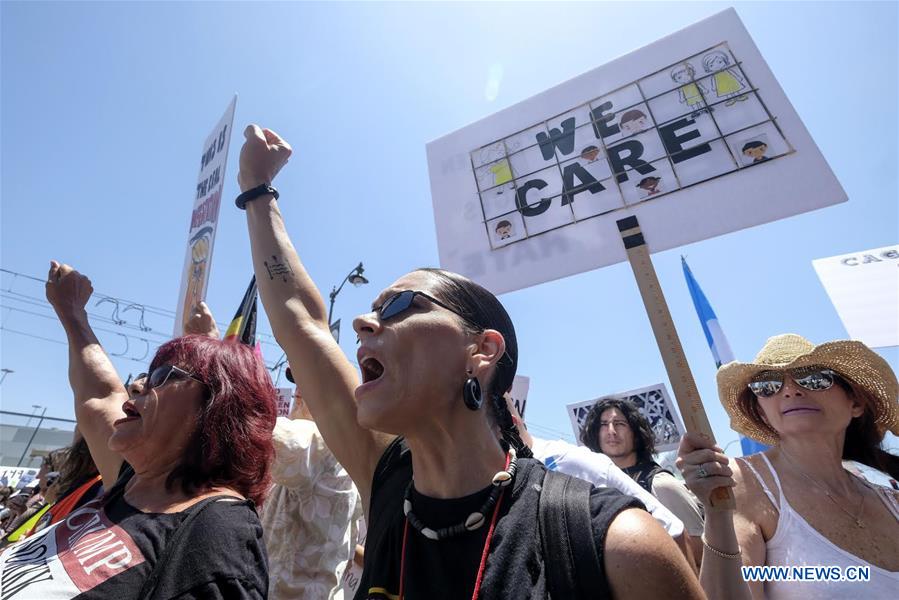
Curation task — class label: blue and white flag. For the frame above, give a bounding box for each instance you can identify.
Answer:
[682,256,767,456]
[682,256,735,369]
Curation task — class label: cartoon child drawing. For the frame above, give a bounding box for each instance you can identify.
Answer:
[580,145,601,162]
[495,220,514,240]
[741,140,769,164]
[701,50,747,106]
[670,63,708,117]
[636,176,662,196]
[489,158,513,195]
[619,109,650,136]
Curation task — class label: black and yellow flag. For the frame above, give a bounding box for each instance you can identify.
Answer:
[224,275,258,347]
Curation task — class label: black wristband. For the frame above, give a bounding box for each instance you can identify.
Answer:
[235,184,279,210]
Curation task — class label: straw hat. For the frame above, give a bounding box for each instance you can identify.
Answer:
[717,334,899,445]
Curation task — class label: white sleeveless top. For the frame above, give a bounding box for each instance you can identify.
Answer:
[740,454,899,599]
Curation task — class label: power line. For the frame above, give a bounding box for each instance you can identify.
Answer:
[0,267,279,344]
[0,325,68,346]
[2,269,572,436]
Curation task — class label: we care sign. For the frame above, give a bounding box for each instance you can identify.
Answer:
[427,9,845,295]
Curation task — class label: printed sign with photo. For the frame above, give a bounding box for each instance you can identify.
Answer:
[813,245,899,349]
[566,383,686,452]
[174,96,237,335]
[0,467,39,490]
[427,9,845,295]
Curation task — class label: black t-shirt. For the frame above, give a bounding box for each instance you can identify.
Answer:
[622,461,673,494]
[0,466,268,599]
[355,438,643,600]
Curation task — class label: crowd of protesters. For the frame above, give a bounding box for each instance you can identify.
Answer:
[0,124,896,599]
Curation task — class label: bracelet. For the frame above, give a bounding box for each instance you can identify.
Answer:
[235,184,279,210]
[701,535,742,560]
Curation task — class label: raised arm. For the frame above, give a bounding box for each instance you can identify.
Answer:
[45,262,125,486]
[237,125,392,509]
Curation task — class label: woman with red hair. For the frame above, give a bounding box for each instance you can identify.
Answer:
[0,262,275,599]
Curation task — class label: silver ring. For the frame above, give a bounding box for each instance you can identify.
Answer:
[697,464,709,478]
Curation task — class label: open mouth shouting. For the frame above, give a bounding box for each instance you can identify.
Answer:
[357,349,385,396]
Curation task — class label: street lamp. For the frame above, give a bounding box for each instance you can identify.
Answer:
[280,262,369,385]
[0,368,13,385]
[327,262,369,342]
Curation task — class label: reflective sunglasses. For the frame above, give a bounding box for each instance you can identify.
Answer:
[374,290,475,326]
[133,365,207,393]
[748,367,839,398]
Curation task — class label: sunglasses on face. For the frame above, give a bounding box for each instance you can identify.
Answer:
[373,290,475,326]
[748,367,839,398]
[133,365,207,394]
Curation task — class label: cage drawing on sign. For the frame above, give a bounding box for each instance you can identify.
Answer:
[467,39,799,253]
[428,9,845,296]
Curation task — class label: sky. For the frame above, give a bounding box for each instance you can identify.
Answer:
[1,1,897,455]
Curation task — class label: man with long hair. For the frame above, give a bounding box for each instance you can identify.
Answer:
[581,397,704,557]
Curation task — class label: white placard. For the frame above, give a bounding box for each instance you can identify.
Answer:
[813,245,899,349]
[276,387,293,418]
[509,375,530,419]
[427,8,845,294]
[174,96,237,335]
[566,383,686,452]
[0,466,39,490]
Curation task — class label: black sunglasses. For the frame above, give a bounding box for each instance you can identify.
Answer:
[374,290,476,326]
[133,365,207,394]
[748,366,839,398]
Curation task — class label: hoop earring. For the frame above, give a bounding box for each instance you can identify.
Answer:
[463,374,483,411]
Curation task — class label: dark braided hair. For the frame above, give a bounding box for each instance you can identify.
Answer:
[417,268,533,459]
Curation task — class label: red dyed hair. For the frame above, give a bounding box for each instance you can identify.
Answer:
[149,335,277,506]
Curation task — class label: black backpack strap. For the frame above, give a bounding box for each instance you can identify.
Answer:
[136,495,238,600]
[539,469,605,599]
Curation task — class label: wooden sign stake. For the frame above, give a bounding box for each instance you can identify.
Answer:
[617,215,734,509]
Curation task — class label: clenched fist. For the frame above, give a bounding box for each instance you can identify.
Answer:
[237,125,292,192]
[183,301,220,339]
[45,261,93,320]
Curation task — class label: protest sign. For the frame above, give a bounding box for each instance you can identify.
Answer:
[509,375,530,419]
[174,96,237,335]
[813,245,899,349]
[567,383,685,452]
[0,467,39,490]
[276,387,293,418]
[427,8,845,294]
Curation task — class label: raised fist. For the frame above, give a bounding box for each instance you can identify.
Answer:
[45,261,94,320]
[237,125,292,192]
[183,301,220,339]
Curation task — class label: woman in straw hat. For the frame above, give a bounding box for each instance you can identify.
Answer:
[677,334,899,599]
